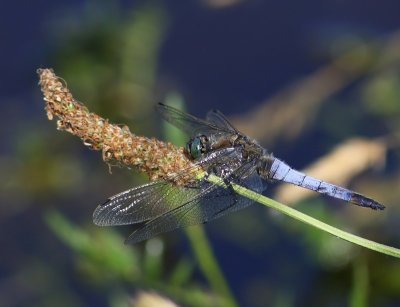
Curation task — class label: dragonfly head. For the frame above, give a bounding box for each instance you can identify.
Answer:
[186,135,210,160]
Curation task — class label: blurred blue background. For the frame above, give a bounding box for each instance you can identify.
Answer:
[2,1,400,306]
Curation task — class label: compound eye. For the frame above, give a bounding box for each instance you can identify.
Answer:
[188,137,202,160]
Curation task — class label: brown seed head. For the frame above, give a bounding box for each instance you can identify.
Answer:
[37,68,202,185]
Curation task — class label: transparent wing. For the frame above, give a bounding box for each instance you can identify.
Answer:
[93,181,203,226]
[206,109,239,133]
[125,172,266,244]
[156,103,235,137]
[93,147,244,227]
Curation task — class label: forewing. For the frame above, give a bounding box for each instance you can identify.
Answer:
[93,181,203,226]
[93,147,242,227]
[156,103,233,137]
[206,109,238,133]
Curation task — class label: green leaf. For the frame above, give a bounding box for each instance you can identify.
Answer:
[44,210,138,280]
[168,258,194,286]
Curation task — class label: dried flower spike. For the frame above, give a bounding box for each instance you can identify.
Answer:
[37,68,201,185]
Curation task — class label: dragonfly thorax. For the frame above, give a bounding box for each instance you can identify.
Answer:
[256,153,275,180]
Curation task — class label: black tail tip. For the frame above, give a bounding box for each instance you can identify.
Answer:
[351,194,385,210]
[369,202,385,211]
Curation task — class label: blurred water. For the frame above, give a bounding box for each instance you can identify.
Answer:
[2,1,400,306]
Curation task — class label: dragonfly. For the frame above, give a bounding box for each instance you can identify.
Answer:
[93,103,385,243]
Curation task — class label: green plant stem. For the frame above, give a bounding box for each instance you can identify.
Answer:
[206,174,400,258]
[185,226,238,307]
[350,256,369,307]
